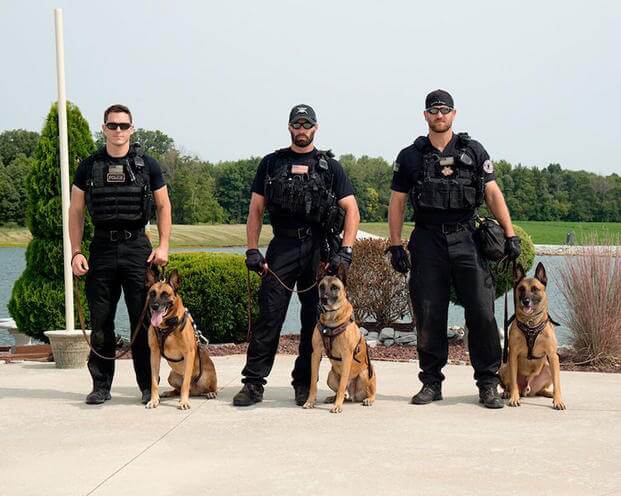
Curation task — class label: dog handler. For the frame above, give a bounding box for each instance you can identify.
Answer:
[69,104,172,405]
[233,104,360,407]
[387,90,521,408]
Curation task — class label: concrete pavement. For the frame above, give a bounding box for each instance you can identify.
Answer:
[1,355,620,496]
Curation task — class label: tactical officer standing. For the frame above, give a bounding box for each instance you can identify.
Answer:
[233,104,360,407]
[69,104,172,405]
[387,90,521,408]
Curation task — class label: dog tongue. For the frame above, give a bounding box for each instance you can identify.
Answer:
[151,310,165,327]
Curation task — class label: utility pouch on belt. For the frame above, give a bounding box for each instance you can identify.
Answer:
[474,217,506,261]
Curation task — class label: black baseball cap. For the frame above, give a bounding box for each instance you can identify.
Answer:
[425,89,454,110]
[289,104,317,125]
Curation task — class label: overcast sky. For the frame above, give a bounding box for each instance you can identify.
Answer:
[1,1,619,174]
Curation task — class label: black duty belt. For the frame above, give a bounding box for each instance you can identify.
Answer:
[416,220,474,235]
[94,228,145,242]
[273,226,314,240]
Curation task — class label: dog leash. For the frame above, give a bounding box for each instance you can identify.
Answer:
[502,258,515,365]
[73,275,149,361]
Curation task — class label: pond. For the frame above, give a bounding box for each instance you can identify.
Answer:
[0,247,572,346]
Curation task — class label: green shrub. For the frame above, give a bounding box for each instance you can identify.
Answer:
[167,252,261,343]
[9,102,94,341]
[449,224,535,305]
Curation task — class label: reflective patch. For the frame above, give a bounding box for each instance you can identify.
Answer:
[392,161,400,172]
[483,159,494,174]
[291,164,309,174]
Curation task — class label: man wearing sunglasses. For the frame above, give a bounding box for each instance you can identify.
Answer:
[233,104,360,407]
[69,104,171,405]
[387,89,520,409]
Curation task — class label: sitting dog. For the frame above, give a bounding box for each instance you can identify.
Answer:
[303,267,376,413]
[499,262,566,410]
[144,267,217,410]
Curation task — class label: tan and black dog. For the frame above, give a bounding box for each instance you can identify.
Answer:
[303,267,376,413]
[144,267,217,410]
[499,262,566,410]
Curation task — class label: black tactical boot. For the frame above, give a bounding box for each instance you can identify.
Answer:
[141,389,152,405]
[85,389,112,405]
[411,383,442,405]
[479,384,504,409]
[293,384,310,406]
[233,383,264,406]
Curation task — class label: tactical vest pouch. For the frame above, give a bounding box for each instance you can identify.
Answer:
[474,217,506,261]
[448,182,477,210]
[418,178,449,209]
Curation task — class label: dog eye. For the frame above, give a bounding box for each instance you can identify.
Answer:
[532,286,539,292]
[319,283,325,291]
[330,284,338,291]
[149,290,156,298]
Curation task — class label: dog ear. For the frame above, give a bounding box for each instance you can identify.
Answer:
[336,264,347,287]
[534,262,547,286]
[513,263,526,286]
[167,269,181,292]
[145,265,159,288]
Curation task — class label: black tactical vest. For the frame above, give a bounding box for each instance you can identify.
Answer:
[409,133,484,212]
[264,149,339,225]
[85,143,153,225]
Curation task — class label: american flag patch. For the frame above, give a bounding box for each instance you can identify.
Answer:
[291,164,309,174]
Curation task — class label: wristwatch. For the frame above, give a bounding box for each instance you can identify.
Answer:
[341,246,353,254]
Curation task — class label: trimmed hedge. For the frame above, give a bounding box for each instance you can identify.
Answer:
[167,252,261,344]
[9,102,94,341]
[449,223,535,305]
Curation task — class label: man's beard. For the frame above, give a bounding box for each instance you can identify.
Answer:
[429,121,452,133]
[290,129,315,147]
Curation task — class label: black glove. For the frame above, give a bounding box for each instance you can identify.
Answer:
[245,249,266,273]
[329,246,353,274]
[386,245,411,274]
[505,236,521,260]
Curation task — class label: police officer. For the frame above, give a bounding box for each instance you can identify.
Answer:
[69,104,172,405]
[233,104,360,407]
[387,90,521,408]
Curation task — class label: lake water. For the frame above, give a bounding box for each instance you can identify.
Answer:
[0,247,571,346]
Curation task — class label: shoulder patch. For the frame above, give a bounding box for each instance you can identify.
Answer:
[483,159,494,174]
[392,161,400,172]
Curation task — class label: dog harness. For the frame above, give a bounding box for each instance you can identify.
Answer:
[511,314,561,360]
[318,317,374,378]
[155,310,205,385]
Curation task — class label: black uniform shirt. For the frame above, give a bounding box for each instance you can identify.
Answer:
[251,147,354,229]
[74,147,166,230]
[391,133,496,225]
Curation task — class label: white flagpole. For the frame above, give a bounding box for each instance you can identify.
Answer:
[54,8,74,332]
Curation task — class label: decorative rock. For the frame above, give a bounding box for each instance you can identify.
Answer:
[359,327,368,337]
[396,333,417,346]
[382,338,395,347]
[366,332,379,341]
[380,328,400,341]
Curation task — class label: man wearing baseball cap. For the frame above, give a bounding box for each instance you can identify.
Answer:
[387,89,521,408]
[233,104,360,407]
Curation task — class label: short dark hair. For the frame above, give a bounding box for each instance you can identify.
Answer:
[104,104,133,124]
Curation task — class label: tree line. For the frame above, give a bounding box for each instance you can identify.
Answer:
[1,127,620,225]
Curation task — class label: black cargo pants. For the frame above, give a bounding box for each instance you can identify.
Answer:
[86,230,152,392]
[241,232,321,387]
[408,224,501,388]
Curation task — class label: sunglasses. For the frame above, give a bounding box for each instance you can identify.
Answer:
[426,107,453,115]
[291,122,314,130]
[105,122,132,130]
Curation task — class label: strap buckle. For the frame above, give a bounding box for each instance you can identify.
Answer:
[109,230,133,242]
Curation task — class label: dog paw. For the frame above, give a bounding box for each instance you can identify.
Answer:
[145,398,160,409]
[329,405,343,414]
[362,398,374,407]
[553,398,566,410]
[204,391,217,399]
[178,400,191,410]
[302,400,315,409]
[508,395,521,407]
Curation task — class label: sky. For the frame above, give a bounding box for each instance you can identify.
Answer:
[1,0,619,174]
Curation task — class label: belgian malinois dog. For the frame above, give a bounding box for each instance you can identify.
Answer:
[144,267,217,410]
[303,267,376,413]
[499,262,566,410]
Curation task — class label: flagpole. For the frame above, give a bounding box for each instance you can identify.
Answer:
[54,8,74,332]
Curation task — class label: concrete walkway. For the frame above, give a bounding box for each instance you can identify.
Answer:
[1,355,620,496]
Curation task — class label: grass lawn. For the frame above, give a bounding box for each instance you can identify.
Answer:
[359,221,621,245]
[1,221,620,248]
